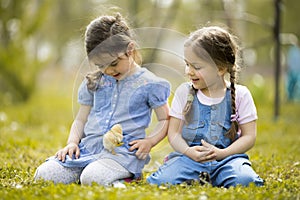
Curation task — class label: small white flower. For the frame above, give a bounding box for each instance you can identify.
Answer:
[11,121,19,131]
[112,181,126,189]
[0,112,7,122]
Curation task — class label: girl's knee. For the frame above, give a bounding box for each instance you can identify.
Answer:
[237,173,264,187]
[80,166,96,185]
[34,160,80,184]
[146,168,181,185]
[235,174,256,187]
[34,161,57,182]
[147,157,197,186]
[236,164,264,187]
[34,163,47,181]
[81,159,132,186]
[34,162,52,182]
[220,157,264,187]
[80,163,107,186]
[223,173,264,188]
[146,172,165,185]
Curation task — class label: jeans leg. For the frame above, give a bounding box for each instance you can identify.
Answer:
[212,156,264,188]
[287,72,297,100]
[147,155,204,185]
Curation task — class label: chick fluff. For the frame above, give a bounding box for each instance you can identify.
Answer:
[103,124,124,154]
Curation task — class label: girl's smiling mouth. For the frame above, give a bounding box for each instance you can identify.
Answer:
[113,73,121,78]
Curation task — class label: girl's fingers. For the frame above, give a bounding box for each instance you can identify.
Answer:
[208,152,217,159]
[201,139,212,148]
[194,145,212,153]
[129,140,137,146]
[68,149,74,160]
[56,151,62,160]
[75,148,80,159]
[129,140,142,151]
[129,143,137,151]
[60,148,69,162]
[201,152,217,163]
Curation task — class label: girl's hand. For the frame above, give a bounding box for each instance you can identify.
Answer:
[185,140,217,163]
[129,139,152,160]
[201,139,226,161]
[55,143,80,162]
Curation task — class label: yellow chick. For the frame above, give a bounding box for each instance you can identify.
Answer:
[103,124,124,155]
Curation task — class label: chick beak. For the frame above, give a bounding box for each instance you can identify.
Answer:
[116,142,124,147]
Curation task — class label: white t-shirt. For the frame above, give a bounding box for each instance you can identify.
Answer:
[170,82,258,125]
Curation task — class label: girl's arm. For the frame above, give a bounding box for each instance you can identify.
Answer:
[167,117,189,153]
[55,104,91,162]
[129,103,169,160]
[168,117,216,162]
[202,120,257,161]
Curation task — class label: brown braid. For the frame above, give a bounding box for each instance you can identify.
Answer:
[86,69,103,91]
[225,68,239,141]
[183,84,197,123]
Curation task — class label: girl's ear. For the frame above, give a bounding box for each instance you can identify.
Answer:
[126,42,135,55]
[217,67,227,76]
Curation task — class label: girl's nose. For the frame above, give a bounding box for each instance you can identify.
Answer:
[185,66,195,75]
[104,66,115,75]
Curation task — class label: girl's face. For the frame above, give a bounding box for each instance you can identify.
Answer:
[184,46,225,93]
[91,52,136,81]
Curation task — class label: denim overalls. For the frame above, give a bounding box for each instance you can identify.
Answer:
[147,88,264,187]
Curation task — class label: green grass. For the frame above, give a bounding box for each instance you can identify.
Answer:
[0,72,299,200]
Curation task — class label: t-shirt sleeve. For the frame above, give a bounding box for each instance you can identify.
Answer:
[169,83,190,120]
[236,85,258,124]
[148,80,171,108]
[78,79,94,106]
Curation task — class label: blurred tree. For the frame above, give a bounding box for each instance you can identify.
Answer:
[1,0,299,106]
[146,0,182,63]
[0,0,92,105]
[0,0,53,104]
[282,0,300,40]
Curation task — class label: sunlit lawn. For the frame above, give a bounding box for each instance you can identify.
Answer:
[0,69,299,200]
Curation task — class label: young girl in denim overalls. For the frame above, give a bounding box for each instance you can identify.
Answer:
[147,26,264,188]
[34,13,170,186]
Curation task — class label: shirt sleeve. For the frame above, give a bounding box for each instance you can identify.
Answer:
[148,80,171,108]
[169,83,190,120]
[78,79,94,106]
[236,85,258,124]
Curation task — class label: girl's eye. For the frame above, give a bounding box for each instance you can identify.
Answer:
[186,62,202,70]
[96,64,105,69]
[110,59,119,66]
[193,65,202,70]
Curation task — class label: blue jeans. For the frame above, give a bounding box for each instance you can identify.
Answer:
[147,153,264,188]
[287,71,300,101]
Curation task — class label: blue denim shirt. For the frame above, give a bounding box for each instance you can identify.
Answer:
[182,88,234,149]
[64,67,170,178]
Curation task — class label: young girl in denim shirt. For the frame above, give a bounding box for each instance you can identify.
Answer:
[34,13,170,186]
[147,26,264,188]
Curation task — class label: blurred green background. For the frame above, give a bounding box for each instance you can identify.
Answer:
[1,0,300,105]
[1,1,300,199]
